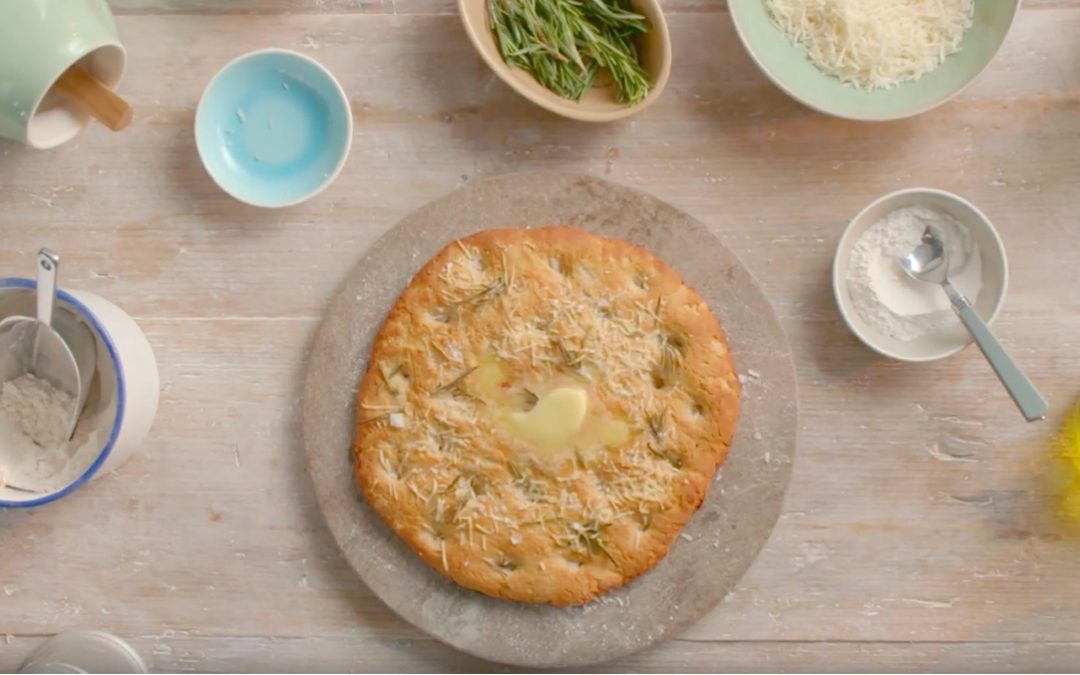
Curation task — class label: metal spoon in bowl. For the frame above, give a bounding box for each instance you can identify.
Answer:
[899,225,1048,422]
[0,250,86,446]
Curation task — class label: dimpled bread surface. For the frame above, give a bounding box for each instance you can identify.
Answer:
[354,227,740,606]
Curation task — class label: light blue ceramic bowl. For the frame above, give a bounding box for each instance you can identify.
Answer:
[195,49,352,208]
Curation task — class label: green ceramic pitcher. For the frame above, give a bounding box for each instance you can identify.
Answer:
[0,0,126,149]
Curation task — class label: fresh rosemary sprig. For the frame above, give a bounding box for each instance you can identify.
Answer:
[488,0,652,105]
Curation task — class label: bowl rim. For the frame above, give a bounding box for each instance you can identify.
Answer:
[728,1,1023,122]
[0,278,126,509]
[457,0,672,122]
[26,42,128,150]
[831,187,1010,362]
[194,47,354,208]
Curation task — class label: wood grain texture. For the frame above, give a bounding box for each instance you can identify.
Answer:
[0,0,1079,671]
[102,0,1077,15]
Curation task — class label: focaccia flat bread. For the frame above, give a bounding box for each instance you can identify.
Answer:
[354,227,739,605]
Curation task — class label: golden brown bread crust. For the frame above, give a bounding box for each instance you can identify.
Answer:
[354,227,739,605]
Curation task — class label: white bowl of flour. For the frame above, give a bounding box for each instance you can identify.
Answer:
[0,281,159,507]
[833,188,1007,362]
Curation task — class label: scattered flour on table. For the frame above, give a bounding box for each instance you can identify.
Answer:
[846,205,982,342]
[0,374,107,493]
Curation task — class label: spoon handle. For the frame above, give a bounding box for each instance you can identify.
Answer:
[54,66,133,132]
[944,281,1048,422]
[36,249,60,327]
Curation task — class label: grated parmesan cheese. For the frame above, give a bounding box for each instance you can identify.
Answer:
[766,0,974,90]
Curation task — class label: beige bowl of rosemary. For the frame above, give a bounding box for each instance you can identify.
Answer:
[460,0,671,122]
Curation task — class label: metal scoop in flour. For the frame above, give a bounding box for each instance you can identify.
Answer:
[899,226,1047,423]
[0,249,95,445]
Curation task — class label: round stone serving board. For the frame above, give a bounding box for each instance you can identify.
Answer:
[302,172,797,668]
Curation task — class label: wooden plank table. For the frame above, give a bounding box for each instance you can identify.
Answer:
[1,1,1079,671]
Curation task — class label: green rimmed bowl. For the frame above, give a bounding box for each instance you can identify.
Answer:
[729,0,1021,121]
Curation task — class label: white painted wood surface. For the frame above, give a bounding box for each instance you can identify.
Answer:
[1,1,1079,671]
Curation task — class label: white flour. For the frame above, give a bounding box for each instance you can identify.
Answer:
[0,374,72,446]
[846,205,982,341]
[0,374,106,493]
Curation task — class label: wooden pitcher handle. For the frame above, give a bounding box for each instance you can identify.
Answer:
[54,66,133,132]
